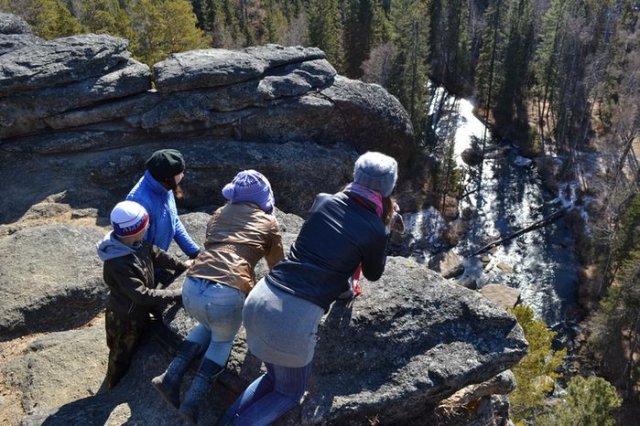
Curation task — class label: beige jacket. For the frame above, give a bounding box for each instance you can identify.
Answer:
[187,203,284,294]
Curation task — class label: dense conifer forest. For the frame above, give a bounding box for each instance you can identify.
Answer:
[2,0,639,423]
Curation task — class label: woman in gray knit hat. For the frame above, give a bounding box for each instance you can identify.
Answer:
[219,152,399,426]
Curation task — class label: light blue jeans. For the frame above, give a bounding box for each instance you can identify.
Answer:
[222,361,312,426]
[181,276,245,366]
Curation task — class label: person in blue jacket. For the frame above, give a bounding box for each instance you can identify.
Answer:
[127,149,201,284]
[218,151,398,426]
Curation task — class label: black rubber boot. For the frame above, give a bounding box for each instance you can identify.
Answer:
[151,340,202,410]
[179,358,225,424]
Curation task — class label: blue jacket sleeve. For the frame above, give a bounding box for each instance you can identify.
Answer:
[173,213,200,258]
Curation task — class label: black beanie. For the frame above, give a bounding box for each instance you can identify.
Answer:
[145,149,185,181]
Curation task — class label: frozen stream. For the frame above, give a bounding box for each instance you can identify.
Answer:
[418,87,580,336]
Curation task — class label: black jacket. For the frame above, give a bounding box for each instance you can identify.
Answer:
[266,192,388,311]
[101,240,186,321]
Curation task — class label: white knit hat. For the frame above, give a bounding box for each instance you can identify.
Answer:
[353,152,398,197]
[110,201,149,237]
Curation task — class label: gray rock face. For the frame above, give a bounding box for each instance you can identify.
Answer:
[0,224,106,340]
[0,34,130,95]
[322,76,416,168]
[154,49,266,92]
[2,318,107,415]
[0,139,356,224]
[0,31,414,224]
[0,13,31,35]
[435,371,516,426]
[428,250,465,278]
[154,44,326,93]
[479,284,521,310]
[439,370,517,407]
[15,325,228,426]
[1,59,150,136]
[0,34,42,56]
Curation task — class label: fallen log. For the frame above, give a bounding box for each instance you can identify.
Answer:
[472,207,569,255]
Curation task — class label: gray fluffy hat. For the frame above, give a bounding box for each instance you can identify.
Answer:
[353,151,398,197]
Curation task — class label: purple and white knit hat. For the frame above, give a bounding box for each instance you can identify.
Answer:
[110,201,149,237]
[222,170,275,214]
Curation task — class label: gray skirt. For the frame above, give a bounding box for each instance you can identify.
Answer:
[243,278,324,368]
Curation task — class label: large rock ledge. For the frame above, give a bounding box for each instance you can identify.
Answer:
[2,212,527,425]
[0,18,414,223]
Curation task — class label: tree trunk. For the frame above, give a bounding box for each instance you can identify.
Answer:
[473,207,568,255]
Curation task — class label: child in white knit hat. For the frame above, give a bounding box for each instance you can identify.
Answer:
[96,200,190,390]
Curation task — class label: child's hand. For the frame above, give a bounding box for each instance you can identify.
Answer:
[184,259,195,269]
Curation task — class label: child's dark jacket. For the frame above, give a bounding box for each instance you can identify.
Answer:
[97,232,186,321]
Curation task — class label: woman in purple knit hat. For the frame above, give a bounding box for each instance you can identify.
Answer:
[152,170,284,424]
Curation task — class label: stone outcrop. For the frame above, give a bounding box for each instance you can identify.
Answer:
[479,284,522,310]
[0,34,131,96]
[0,13,33,36]
[0,21,414,223]
[435,370,516,425]
[0,14,40,57]
[3,318,108,418]
[0,33,39,56]
[269,256,526,425]
[0,224,106,340]
[153,45,327,92]
[428,250,465,279]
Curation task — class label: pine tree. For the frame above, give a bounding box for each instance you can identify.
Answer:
[493,0,534,127]
[531,0,618,156]
[236,0,257,46]
[308,0,345,72]
[387,0,430,141]
[263,0,288,44]
[590,192,640,395]
[189,0,206,29]
[1,0,83,39]
[531,0,565,147]
[282,0,303,21]
[474,0,506,116]
[429,0,472,92]
[344,0,370,78]
[201,0,226,47]
[131,0,207,66]
[343,0,392,78]
[370,0,392,47]
[510,305,566,423]
[540,376,622,426]
[78,0,134,43]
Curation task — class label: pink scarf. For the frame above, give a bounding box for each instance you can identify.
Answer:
[344,182,383,218]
